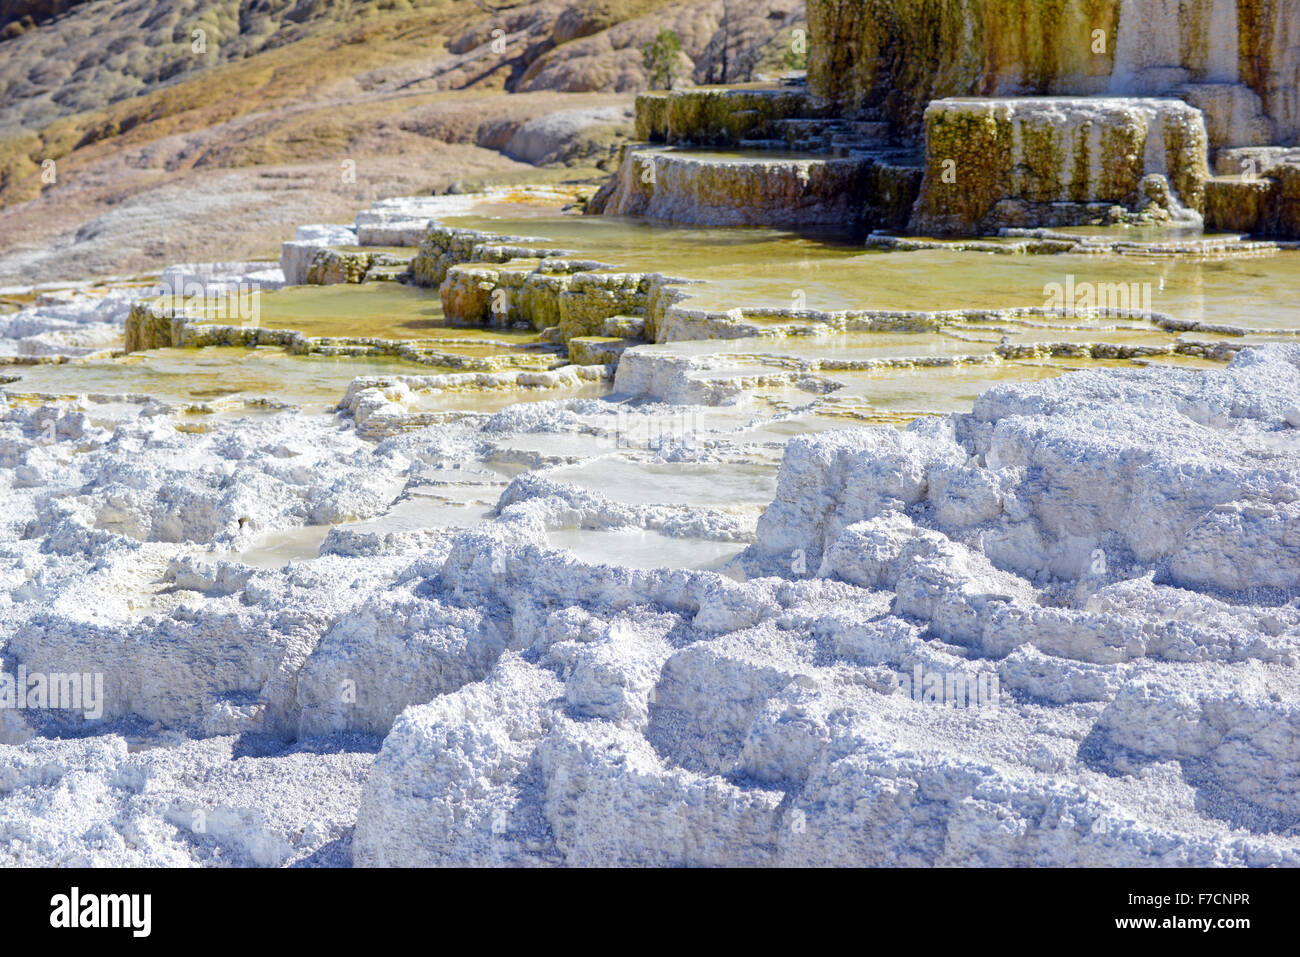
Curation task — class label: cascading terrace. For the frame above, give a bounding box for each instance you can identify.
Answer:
[1,0,1300,871]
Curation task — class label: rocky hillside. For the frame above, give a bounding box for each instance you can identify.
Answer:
[0,0,804,282]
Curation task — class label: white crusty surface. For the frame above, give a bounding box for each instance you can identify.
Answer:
[1,345,1299,865]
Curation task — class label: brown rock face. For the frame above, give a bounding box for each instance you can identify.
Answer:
[124,303,178,353]
[806,0,1119,135]
[598,146,878,229]
[1206,146,1300,236]
[908,97,1209,236]
[806,0,1300,147]
[1204,175,1277,232]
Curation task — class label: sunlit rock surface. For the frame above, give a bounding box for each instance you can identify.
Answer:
[1206,148,1300,237]
[4,315,1300,864]
[352,346,1300,866]
[806,0,1300,149]
[4,0,1300,871]
[3,176,1299,867]
[908,97,1209,236]
[281,225,359,286]
[675,0,1299,238]
[0,287,135,358]
[596,147,876,228]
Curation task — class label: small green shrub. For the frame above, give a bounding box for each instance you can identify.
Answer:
[642,29,682,90]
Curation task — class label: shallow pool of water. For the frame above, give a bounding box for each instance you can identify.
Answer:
[439,209,1300,335]
[227,524,334,568]
[183,282,552,344]
[547,527,746,570]
[545,457,777,507]
[3,348,435,411]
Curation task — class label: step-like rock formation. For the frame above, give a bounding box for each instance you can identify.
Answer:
[344,345,1300,866]
[634,86,827,146]
[6,219,1300,863]
[596,86,923,232]
[594,146,879,229]
[1205,147,1300,236]
[807,0,1300,150]
[583,1,1298,239]
[909,97,1210,235]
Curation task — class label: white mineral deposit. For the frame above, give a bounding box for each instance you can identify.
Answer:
[0,0,1297,876]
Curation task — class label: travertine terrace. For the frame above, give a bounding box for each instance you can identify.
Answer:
[0,0,1298,869]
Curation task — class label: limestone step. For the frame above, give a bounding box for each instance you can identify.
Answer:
[1204,175,1279,235]
[737,138,793,150]
[602,316,646,338]
[597,146,882,229]
[772,118,839,133]
[1175,83,1274,151]
[829,134,871,150]
[1214,146,1300,177]
[772,117,849,149]
[847,120,892,144]
[786,139,831,152]
[1204,150,1300,238]
[568,336,638,366]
